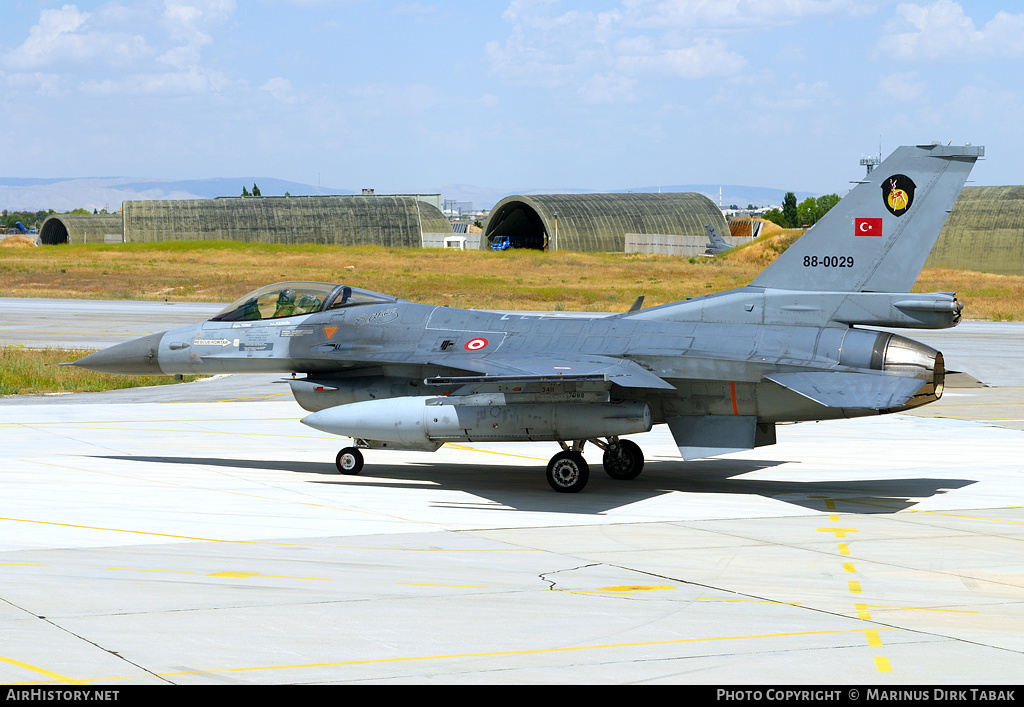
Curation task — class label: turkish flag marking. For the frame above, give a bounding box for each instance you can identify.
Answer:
[855,218,883,237]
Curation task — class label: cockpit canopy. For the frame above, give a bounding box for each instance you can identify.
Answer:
[211,282,397,322]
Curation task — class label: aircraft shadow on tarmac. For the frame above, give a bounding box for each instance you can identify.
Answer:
[93,455,976,516]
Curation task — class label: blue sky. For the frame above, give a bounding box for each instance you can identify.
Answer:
[1,1,1021,198]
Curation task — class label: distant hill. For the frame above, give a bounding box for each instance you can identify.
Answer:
[0,177,354,212]
[0,177,821,213]
[616,185,821,209]
[437,183,821,211]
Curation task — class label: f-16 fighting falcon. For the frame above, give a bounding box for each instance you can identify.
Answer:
[74,144,983,492]
[704,223,733,255]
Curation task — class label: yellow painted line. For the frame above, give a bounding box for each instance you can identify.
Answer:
[838,543,850,555]
[0,655,88,686]
[26,459,379,517]
[848,581,862,594]
[817,528,858,538]
[396,582,488,589]
[443,443,548,462]
[108,567,335,582]
[924,400,1024,408]
[865,629,883,647]
[842,499,1024,526]
[855,603,872,620]
[906,508,1024,526]
[599,585,673,592]
[697,598,802,606]
[1,417,300,426]
[866,605,977,614]
[829,514,840,522]
[206,571,333,581]
[1,330,151,336]
[825,499,836,510]
[205,393,293,403]
[333,545,540,553]
[843,563,856,573]
[874,656,893,673]
[0,515,319,547]
[0,562,48,567]
[155,627,894,678]
[0,424,326,441]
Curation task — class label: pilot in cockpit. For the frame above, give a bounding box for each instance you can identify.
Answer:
[273,288,296,317]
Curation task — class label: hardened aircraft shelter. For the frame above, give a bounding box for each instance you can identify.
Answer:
[39,195,453,248]
[924,186,1024,275]
[483,192,730,252]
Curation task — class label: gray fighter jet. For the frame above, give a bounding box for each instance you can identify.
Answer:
[704,223,732,255]
[74,144,983,492]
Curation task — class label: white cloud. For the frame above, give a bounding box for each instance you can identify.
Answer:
[160,0,236,68]
[79,67,228,96]
[1,2,239,97]
[877,70,926,101]
[619,0,871,28]
[389,2,437,16]
[577,72,636,104]
[4,5,150,71]
[487,1,762,95]
[261,77,297,103]
[617,37,747,79]
[879,0,1024,60]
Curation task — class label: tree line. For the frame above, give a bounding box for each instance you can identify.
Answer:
[2,209,55,230]
[763,192,841,229]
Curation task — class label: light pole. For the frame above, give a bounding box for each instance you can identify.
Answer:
[553,211,559,252]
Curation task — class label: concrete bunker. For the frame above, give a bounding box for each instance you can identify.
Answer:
[484,192,729,253]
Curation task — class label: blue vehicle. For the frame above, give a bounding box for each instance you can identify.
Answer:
[490,235,512,251]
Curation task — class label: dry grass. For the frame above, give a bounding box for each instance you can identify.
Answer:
[1,235,37,248]
[0,238,1021,320]
[0,345,204,396]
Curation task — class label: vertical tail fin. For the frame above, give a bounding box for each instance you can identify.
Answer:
[751,144,983,293]
[704,224,730,254]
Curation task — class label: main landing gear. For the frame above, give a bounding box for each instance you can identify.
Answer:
[333,437,644,494]
[546,437,645,493]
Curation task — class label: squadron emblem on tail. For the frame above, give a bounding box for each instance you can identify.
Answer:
[883,174,917,216]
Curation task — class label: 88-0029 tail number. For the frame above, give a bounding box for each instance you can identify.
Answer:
[804,255,854,268]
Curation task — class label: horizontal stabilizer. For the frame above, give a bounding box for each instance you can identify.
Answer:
[766,371,927,409]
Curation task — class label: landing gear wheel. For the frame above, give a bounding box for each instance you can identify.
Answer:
[602,439,644,480]
[336,447,364,475]
[546,451,590,493]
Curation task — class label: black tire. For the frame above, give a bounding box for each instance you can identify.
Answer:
[336,447,364,475]
[546,451,590,493]
[602,439,644,480]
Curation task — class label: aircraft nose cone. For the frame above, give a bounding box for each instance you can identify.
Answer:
[73,331,167,375]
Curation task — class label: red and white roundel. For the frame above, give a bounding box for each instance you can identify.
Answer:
[464,337,489,351]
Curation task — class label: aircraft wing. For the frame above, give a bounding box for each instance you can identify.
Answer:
[765,371,928,410]
[426,355,675,390]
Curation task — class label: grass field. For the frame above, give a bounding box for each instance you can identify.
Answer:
[2,236,1022,319]
[0,345,204,396]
